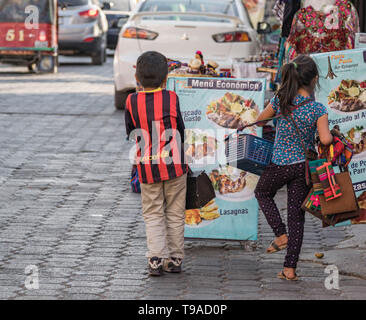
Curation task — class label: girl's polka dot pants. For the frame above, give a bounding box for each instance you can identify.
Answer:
[255,162,311,269]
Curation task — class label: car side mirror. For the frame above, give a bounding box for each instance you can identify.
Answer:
[117,16,129,28]
[257,22,271,34]
[102,1,113,10]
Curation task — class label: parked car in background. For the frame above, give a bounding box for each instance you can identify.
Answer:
[113,0,260,109]
[100,1,131,50]
[58,0,108,65]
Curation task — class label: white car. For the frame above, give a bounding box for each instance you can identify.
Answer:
[113,0,260,109]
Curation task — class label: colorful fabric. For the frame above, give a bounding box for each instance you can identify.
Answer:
[318,134,354,167]
[309,159,327,174]
[313,182,324,195]
[341,140,354,166]
[316,162,342,201]
[167,60,182,73]
[304,193,321,211]
[275,37,286,83]
[270,95,328,165]
[336,134,354,167]
[285,0,360,61]
[255,162,311,269]
[331,138,345,161]
[131,165,141,193]
[125,89,188,184]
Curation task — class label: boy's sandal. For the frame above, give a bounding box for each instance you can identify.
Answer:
[277,271,299,281]
[266,240,287,253]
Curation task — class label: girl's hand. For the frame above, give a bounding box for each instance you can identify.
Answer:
[317,114,333,146]
[255,103,276,127]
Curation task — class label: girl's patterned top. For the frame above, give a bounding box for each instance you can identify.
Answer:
[285,0,360,61]
[270,94,328,165]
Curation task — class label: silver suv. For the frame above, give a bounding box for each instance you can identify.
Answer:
[58,0,108,65]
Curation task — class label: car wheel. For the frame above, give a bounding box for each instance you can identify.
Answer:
[115,87,130,110]
[92,49,104,65]
[92,35,107,65]
[37,56,57,73]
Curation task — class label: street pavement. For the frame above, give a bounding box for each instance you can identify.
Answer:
[0,57,365,300]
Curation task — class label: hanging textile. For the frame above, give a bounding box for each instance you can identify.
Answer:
[272,0,301,83]
[281,0,301,38]
[275,36,286,83]
[273,0,285,22]
[285,0,360,62]
[351,0,366,32]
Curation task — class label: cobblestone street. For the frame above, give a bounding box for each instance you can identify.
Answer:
[0,57,365,300]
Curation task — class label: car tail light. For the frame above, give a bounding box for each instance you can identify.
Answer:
[83,37,95,43]
[122,27,158,40]
[213,31,251,43]
[39,31,47,41]
[79,9,99,18]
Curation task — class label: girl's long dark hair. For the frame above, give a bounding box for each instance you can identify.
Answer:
[276,55,319,115]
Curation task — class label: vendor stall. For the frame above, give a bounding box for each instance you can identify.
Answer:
[254,0,361,87]
[253,0,302,89]
[232,56,273,89]
[285,0,359,61]
[312,48,366,225]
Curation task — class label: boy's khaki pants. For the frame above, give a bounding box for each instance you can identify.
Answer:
[140,174,187,259]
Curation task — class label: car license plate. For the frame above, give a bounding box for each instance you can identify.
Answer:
[35,41,49,48]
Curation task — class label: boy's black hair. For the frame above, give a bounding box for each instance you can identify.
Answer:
[136,51,168,89]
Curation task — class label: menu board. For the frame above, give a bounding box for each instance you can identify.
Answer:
[167,77,266,240]
[312,49,366,226]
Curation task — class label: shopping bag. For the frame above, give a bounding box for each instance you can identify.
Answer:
[322,210,360,227]
[318,170,359,216]
[186,170,215,209]
[302,187,360,227]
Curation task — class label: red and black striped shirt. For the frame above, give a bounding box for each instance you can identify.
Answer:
[125,89,187,184]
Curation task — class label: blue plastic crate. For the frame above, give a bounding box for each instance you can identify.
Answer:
[225,134,274,176]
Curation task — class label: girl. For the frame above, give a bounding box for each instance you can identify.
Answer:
[254,55,333,281]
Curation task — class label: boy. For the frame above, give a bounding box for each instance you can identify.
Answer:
[125,51,188,276]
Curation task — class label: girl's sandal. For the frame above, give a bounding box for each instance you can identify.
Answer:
[266,240,287,253]
[277,271,299,281]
